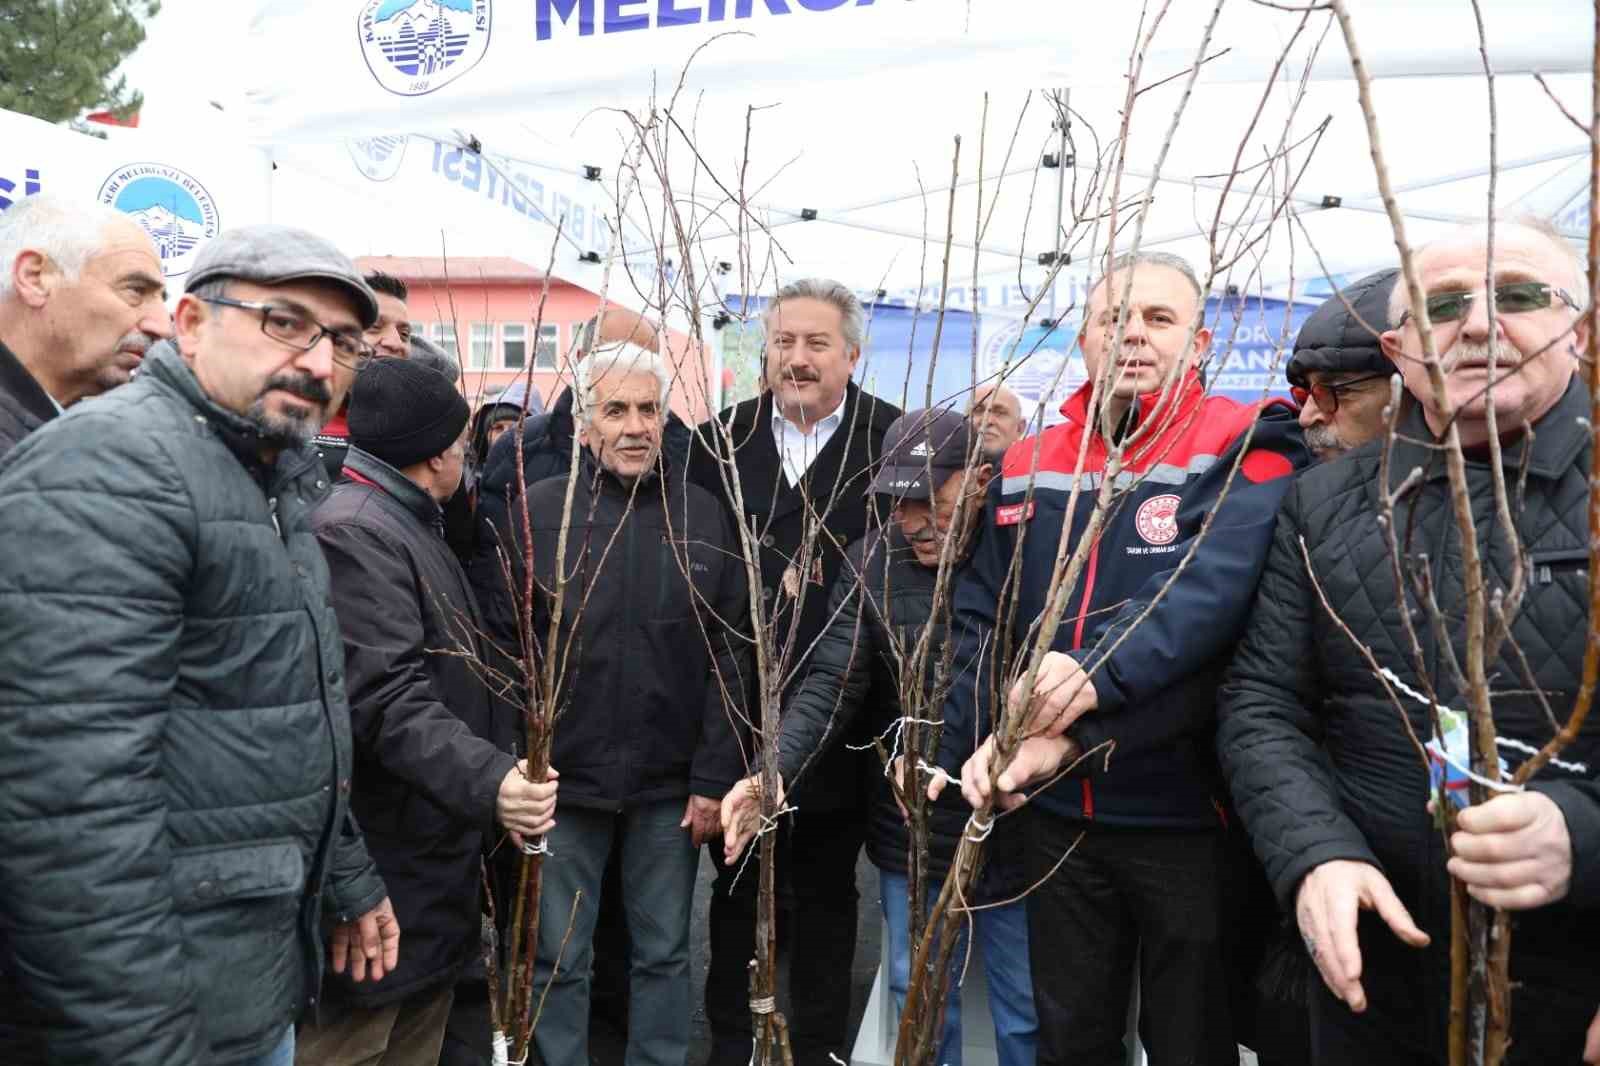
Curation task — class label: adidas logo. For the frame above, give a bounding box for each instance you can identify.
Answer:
[909,441,933,457]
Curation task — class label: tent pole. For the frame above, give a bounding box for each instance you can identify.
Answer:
[1050,88,1069,320]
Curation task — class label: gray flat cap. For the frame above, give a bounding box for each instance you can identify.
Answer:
[185,224,379,329]
[1286,268,1399,389]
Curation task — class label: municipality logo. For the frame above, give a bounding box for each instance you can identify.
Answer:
[359,0,491,97]
[97,163,220,278]
[347,135,410,182]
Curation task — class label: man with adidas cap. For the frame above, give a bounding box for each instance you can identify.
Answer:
[303,358,558,1065]
[0,224,397,1065]
[722,407,1037,1066]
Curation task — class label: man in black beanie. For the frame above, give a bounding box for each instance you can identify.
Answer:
[302,358,559,1066]
[1286,269,1400,464]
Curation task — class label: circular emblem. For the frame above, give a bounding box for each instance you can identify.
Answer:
[97,163,220,279]
[346,135,410,182]
[1134,493,1181,546]
[358,0,492,98]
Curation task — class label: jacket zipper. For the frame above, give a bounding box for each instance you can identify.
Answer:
[268,495,282,539]
[1070,533,1102,821]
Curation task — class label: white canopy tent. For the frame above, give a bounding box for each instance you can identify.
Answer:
[39,0,1593,415]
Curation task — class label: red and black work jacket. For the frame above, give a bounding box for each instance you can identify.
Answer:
[937,372,1309,828]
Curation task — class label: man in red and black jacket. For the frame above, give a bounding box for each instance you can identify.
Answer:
[933,251,1309,1066]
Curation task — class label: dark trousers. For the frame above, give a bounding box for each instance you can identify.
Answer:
[1308,951,1598,1066]
[704,809,865,1066]
[1024,808,1242,1066]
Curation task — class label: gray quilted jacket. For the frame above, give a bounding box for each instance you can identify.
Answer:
[1219,376,1600,1057]
[0,343,387,1065]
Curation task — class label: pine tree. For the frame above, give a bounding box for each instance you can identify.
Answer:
[0,1,161,125]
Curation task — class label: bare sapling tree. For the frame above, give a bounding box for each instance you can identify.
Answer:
[893,5,1331,1061]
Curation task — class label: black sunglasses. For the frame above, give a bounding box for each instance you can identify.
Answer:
[1290,372,1389,416]
[1397,281,1578,329]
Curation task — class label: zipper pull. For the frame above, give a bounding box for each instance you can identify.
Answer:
[268,496,282,538]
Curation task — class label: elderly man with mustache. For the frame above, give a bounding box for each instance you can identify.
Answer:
[0,192,173,459]
[1219,217,1600,1065]
[0,225,400,1066]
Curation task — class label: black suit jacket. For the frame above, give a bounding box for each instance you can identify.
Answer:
[687,382,901,811]
[0,338,58,462]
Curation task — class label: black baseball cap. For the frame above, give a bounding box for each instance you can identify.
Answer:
[871,408,978,501]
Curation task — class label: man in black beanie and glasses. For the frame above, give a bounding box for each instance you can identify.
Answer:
[303,358,559,1066]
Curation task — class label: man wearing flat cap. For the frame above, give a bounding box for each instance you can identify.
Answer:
[1288,269,1400,464]
[302,358,558,1066]
[0,225,399,1065]
[722,408,1038,1066]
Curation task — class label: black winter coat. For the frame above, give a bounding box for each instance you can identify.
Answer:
[0,344,386,1065]
[466,385,692,655]
[687,384,901,811]
[314,447,519,1010]
[1219,378,1600,1058]
[778,529,1024,900]
[0,336,56,460]
[498,452,752,808]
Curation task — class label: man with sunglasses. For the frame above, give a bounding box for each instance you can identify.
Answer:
[1219,217,1600,1065]
[0,225,401,1066]
[1287,269,1401,464]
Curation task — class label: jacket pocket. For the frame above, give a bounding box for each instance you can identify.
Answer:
[169,838,305,912]
[1530,546,1588,584]
[170,839,306,1055]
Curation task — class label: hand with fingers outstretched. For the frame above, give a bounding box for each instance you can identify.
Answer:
[1295,859,1430,1013]
[720,774,785,865]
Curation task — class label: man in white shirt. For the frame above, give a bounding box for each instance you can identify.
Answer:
[687,278,901,1066]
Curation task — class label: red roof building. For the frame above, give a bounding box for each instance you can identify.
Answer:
[355,255,714,422]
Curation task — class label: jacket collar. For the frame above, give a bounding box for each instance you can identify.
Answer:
[0,335,61,426]
[342,446,445,529]
[1059,370,1207,438]
[1390,374,1590,486]
[141,342,324,486]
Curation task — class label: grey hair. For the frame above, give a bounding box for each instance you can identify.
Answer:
[763,277,865,352]
[574,343,672,422]
[408,333,461,383]
[0,194,143,298]
[1388,214,1590,326]
[1086,250,1204,311]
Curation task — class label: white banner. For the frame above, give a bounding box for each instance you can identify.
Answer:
[231,0,1593,144]
[0,109,273,282]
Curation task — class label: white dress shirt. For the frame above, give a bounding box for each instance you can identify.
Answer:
[770,391,848,487]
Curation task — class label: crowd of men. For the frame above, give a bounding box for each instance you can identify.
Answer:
[0,190,1595,1066]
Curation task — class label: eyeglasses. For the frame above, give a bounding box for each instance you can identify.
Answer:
[1397,281,1579,329]
[1290,372,1389,415]
[201,296,375,369]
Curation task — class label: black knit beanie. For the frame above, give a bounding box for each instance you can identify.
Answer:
[348,357,471,469]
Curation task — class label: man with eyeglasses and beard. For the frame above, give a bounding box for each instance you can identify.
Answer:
[1288,269,1402,464]
[0,225,400,1066]
[1219,217,1600,1065]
